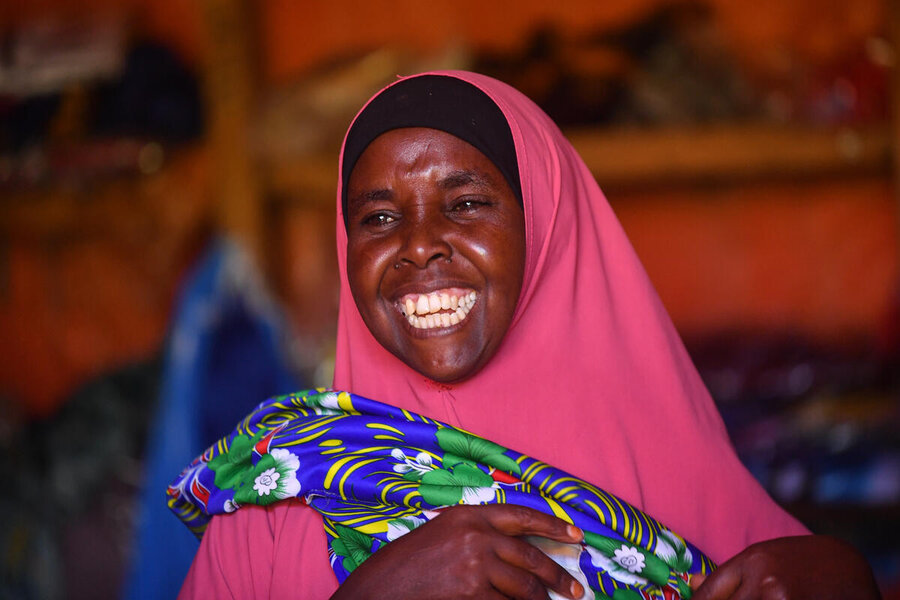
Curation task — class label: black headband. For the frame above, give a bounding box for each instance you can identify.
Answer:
[341,75,522,227]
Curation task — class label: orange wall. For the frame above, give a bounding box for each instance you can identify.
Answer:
[614,178,898,342]
[6,0,886,82]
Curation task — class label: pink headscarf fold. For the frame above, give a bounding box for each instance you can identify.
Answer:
[333,70,807,563]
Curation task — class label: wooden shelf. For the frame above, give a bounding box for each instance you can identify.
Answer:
[568,123,891,189]
[259,123,892,201]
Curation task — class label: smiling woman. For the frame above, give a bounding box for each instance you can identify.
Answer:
[345,127,525,383]
[175,72,880,599]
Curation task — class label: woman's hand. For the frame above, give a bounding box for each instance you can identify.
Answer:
[691,535,881,599]
[329,504,587,600]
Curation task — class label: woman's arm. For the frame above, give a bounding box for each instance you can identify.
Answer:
[691,535,881,599]
[330,504,588,600]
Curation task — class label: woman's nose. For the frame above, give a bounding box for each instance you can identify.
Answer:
[397,215,453,269]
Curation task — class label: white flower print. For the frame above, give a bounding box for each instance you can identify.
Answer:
[391,448,436,476]
[653,527,693,572]
[386,515,427,541]
[460,485,497,505]
[586,545,649,586]
[223,498,240,513]
[268,448,301,499]
[254,467,280,496]
[318,392,341,410]
[613,545,646,573]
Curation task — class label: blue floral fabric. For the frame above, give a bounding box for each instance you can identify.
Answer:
[169,389,715,598]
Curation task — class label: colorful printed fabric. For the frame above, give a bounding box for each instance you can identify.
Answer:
[169,389,715,599]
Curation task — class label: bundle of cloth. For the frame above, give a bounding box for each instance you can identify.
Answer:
[169,389,714,599]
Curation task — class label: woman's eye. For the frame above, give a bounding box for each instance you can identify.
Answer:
[451,198,488,213]
[362,212,396,226]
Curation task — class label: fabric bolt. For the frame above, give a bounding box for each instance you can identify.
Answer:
[171,389,716,598]
[180,71,808,597]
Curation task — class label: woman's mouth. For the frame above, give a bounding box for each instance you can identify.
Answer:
[397,288,478,330]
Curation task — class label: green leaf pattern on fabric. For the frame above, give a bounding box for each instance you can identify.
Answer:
[332,524,378,573]
[207,432,301,507]
[435,428,522,476]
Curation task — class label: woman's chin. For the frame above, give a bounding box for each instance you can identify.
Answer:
[401,349,487,384]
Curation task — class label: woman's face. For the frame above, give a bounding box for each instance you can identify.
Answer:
[346,127,526,383]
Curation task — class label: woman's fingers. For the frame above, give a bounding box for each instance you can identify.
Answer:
[488,558,553,600]
[493,535,586,599]
[690,566,742,600]
[478,504,583,543]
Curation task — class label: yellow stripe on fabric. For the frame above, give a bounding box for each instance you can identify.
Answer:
[365,423,405,435]
[542,496,573,524]
[321,448,345,455]
[627,505,643,546]
[401,490,422,506]
[279,428,331,447]
[338,458,381,499]
[379,480,417,503]
[293,415,344,433]
[524,462,549,482]
[324,455,356,488]
[319,439,343,447]
[373,434,404,442]
[336,391,358,413]
[583,499,605,522]
[609,495,632,540]
[351,446,396,455]
[597,495,619,530]
[323,521,337,538]
[334,514,389,529]
[645,521,656,549]
[542,476,582,496]
[353,520,392,535]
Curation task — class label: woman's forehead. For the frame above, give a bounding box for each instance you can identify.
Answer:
[347,128,514,202]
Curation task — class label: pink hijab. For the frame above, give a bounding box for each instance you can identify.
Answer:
[333,70,807,563]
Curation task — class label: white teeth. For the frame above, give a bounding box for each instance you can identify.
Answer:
[416,295,429,315]
[400,290,478,330]
[428,294,442,313]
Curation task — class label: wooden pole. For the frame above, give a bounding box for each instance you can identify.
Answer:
[891,0,900,273]
[200,0,263,262]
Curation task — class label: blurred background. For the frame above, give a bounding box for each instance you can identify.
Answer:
[1,0,898,597]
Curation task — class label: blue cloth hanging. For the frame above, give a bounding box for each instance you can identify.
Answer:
[123,238,301,600]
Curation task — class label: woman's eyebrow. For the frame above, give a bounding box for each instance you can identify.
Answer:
[438,170,495,190]
[348,188,393,210]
